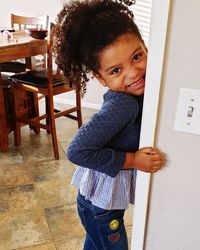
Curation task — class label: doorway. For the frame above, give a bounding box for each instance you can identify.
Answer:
[129,0,171,249]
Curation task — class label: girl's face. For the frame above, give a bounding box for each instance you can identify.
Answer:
[94,33,147,96]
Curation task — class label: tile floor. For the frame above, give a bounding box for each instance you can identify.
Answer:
[0,104,134,250]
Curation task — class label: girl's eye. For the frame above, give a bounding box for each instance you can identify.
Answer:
[133,53,142,61]
[111,67,120,75]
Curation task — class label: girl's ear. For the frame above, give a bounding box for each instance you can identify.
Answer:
[92,72,107,87]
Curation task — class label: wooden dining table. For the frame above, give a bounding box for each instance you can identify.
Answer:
[0,31,47,151]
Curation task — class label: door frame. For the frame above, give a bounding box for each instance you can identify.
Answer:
[131,0,171,249]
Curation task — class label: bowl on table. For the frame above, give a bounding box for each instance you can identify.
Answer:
[27,29,48,39]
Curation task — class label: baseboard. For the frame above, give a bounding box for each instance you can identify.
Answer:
[54,97,101,110]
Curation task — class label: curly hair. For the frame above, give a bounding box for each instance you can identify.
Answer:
[54,0,143,95]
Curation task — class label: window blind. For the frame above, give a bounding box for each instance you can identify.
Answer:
[130,0,152,46]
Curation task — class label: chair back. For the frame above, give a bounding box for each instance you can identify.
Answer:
[11,14,49,30]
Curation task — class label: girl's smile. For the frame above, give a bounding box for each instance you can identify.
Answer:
[94,33,147,96]
[126,76,145,93]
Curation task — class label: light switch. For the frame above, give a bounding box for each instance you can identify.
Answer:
[187,106,194,118]
[174,88,200,135]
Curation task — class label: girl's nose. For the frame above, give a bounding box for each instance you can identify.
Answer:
[125,64,137,80]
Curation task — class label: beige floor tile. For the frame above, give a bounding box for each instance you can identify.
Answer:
[0,147,24,165]
[55,107,97,142]
[54,115,79,133]
[59,141,69,153]
[21,144,66,164]
[55,237,85,250]
[0,163,32,188]
[45,204,85,241]
[124,205,134,227]
[0,107,135,250]
[59,141,74,156]
[0,210,52,250]
[125,206,134,249]
[126,226,133,250]
[35,178,77,208]
[56,128,79,143]
[18,243,56,250]
[20,128,53,146]
[0,184,40,212]
[56,117,79,131]
[28,159,75,183]
[59,142,78,170]
[59,108,95,130]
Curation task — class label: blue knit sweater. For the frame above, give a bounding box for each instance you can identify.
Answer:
[67,89,143,178]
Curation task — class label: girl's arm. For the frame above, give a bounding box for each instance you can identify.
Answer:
[67,92,139,178]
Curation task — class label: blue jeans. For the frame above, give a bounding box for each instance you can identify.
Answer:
[77,192,128,250]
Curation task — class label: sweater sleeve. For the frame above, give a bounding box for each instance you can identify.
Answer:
[67,92,139,178]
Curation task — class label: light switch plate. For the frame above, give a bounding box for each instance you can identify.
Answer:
[174,88,200,135]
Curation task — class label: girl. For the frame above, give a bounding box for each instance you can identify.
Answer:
[55,1,164,249]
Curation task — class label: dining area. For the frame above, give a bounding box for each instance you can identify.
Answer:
[0,2,134,249]
[0,5,88,250]
[0,14,82,159]
[0,26,47,150]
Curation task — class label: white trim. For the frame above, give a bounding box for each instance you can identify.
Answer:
[54,97,101,110]
[131,0,171,250]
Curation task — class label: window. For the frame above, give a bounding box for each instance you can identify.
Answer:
[130,0,152,46]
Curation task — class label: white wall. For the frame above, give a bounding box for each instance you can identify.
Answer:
[0,0,63,26]
[0,0,105,109]
[145,0,200,249]
[55,78,106,110]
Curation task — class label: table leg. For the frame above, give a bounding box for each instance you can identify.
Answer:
[0,73,8,151]
[25,57,36,70]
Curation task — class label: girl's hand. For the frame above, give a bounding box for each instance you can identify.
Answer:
[133,147,164,173]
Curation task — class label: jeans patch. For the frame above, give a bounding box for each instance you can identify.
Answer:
[109,219,119,230]
[108,232,120,242]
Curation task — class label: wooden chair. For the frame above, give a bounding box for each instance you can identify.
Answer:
[0,14,49,73]
[1,74,39,133]
[11,14,49,30]
[1,75,15,133]
[9,23,82,159]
